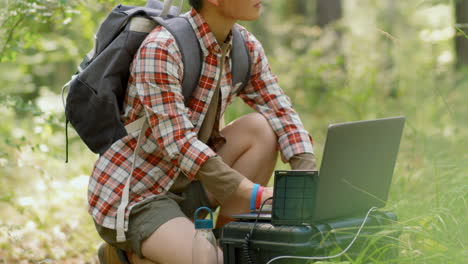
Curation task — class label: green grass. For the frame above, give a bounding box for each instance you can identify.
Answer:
[1,70,467,264]
[1,24,467,264]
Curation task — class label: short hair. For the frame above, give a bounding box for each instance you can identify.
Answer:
[188,0,203,10]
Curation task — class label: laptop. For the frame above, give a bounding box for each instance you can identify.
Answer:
[231,116,405,222]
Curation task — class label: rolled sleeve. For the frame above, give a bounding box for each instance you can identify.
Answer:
[133,30,216,179]
[278,130,314,162]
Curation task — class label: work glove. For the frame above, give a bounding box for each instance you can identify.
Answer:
[289,153,317,171]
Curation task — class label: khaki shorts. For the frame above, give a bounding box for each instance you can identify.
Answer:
[94,180,214,258]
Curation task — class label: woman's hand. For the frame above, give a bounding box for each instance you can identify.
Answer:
[260,186,274,207]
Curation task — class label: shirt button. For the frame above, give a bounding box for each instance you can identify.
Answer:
[157,187,163,193]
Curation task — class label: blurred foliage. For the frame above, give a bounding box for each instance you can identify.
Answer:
[0,0,467,263]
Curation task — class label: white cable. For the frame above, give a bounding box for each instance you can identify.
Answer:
[265,207,378,264]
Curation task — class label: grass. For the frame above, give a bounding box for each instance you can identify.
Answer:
[1,68,467,264]
[1,15,467,264]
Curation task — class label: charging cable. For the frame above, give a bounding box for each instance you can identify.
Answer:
[265,206,378,264]
[243,197,273,264]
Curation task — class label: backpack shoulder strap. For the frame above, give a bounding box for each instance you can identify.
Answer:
[156,17,251,104]
[156,16,202,105]
[231,26,251,95]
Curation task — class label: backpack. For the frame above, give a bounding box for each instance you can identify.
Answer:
[62,0,251,159]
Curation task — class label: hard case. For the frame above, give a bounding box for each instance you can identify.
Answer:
[220,211,399,264]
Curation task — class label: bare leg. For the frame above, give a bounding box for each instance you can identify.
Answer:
[216,113,278,219]
[131,217,222,264]
[130,113,277,264]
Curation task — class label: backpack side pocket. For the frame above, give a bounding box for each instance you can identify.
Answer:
[66,77,127,154]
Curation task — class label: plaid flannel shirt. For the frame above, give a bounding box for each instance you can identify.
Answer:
[88,9,314,231]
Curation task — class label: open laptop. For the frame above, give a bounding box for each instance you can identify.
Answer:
[231,116,405,222]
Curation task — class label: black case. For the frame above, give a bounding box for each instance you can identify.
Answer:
[220,211,399,264]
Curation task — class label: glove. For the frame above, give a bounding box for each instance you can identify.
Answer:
[289,153,317,171]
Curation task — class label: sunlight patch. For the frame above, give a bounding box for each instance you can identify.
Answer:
[419,27,454,42]
[70,175,89,189]
[37,90,63,114]
[17,196,35,207]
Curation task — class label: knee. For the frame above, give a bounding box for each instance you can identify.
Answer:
[242,113,277,146]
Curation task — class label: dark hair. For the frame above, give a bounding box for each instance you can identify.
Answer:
[188,0,203,10]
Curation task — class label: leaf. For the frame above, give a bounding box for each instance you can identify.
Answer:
[455,27,468,39]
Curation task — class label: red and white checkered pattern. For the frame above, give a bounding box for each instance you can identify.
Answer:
[88,9,314,231]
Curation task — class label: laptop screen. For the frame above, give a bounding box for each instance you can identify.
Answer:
[312,116,405,221]
[231,117,405,224]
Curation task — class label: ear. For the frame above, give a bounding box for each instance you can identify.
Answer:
[206,0,220,7]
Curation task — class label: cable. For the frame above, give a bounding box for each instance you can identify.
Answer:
[243,197,273,264]
[265,206,378,264]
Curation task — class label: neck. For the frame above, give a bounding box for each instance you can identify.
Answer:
[199,6,236,44]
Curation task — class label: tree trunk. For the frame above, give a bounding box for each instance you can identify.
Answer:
[317,0,342,27]
[283,0,309,18]
[294,0,309,16]
[455,0,468,68]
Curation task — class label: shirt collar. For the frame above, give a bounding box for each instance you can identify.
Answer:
[184,8,233,57]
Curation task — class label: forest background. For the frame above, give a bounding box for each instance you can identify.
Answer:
[0,0,466,263]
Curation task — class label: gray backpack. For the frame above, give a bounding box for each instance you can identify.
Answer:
[63,0,251,159]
